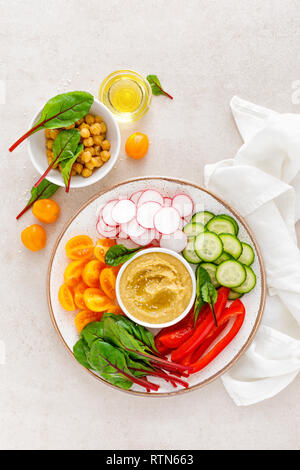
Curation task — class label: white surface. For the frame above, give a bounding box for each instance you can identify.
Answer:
[1,0,300,450]
[28,99,121,188]
[205,97,300,405]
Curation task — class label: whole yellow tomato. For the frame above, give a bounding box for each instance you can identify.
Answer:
[125,132,149,159]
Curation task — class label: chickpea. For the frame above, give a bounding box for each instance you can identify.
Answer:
[85,114,95,125]
[49,129,60,140]
[48,156,53,166]
[74,163,83,174]
[46,149,53,159]
[90,123,101,136]
[85,160,95,170]
[65,123,75,129]
[93,135,104,146]
[100,151,111,162]
[45,129,51,139]
[75,118,84,126]
[83,137,94,147]
[86,146,95,156]
[81,150,92,163]
[80,127,90,139]
[99,122,107,133]
[101,139,111,151]
[94,145,101,155]
[92,156,103,168]
[79,122,89,130]
[82,168,93,178]
[71,169,77,176]
[46,139,53,150]
[95,115,103,123]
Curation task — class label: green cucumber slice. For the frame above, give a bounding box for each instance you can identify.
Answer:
[192,211,214,226]
[219,233,242,259]
[200,262,220,287]
[238,242,255,266]
[194,232,223,262]
[214,252,233,265]
[216,260,246,288]
[183,222,205,238]
[206,215,236,235]
[228,290,243,300]
[182,238,201,264]
[219,214,239,235]
[233,266,256,293]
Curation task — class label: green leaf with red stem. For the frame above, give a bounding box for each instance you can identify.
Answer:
[16,179,59,220]
[147,74,173,99]
[9,91,93,152]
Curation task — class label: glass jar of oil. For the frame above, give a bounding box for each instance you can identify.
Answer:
[99,70,152,122]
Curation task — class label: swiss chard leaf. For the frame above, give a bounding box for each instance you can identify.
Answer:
[195,267,218,326]
[52,129,81,163]
[88,340,133,390]
[73,338,91,369]
[60,143,84,187]
[80,321,104,348]
[16,179,59,220]
[146,75,173,99]
[102,313,157,353]
[9,91,93,152]
[105,244,140,266]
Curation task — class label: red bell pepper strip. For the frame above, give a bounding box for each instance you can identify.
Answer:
[155,337,172,356]
[189,299,245,373]
[179,320,229,366]
[171,287,230,363]
[156,305,209,350]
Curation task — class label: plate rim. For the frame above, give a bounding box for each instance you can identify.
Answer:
[47,176,266,397]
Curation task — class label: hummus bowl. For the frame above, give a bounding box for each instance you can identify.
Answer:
[116,248,196,329]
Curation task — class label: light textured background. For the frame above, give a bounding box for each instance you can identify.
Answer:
[1,0,299,450]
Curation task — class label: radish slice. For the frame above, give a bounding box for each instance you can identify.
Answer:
[126,218,147,239]
[160,231,188,253]
[164,197,172,207]
[116,238,140,249]
[131,229,155,246]
[118,230,129,239]
[136,201,161,229]
[154,207,181,235]
[102,199,119,227]
[130,190,144,204]
[172,194,194,218]
[111,199,136,224]
[138,189,164,206]
[155,230,162,240]
[96,217,119,238]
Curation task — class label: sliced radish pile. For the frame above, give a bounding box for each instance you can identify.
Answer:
[96,189,194,253]
[136,201,161,229]
[160,231,188,253]
[154,207,181,235]
[112,199,136,224]
[172,194,194,218]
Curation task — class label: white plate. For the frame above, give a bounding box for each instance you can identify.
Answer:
[47,177,266,396]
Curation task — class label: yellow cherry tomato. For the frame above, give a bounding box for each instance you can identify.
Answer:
[21,224,47,252]
[32,199,60,224]
[125,132,149,159]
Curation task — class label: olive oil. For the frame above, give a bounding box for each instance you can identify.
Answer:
[99,70,152,122]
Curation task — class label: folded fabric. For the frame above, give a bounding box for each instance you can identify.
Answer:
[204,96,300,406]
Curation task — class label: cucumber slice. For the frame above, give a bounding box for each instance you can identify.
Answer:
[192,211,214,226]
[183,222,205,238]
[216,260,246,288]
[228,290,243,300]
[200,262,220,287]
[219,233,242,259]
[238,242,255,266]
[182,239,201,264]
[206,215,236,235]
[233,266,256,293]
[214,252,233,265]
[194,232,223,262]
[219,214,239,235]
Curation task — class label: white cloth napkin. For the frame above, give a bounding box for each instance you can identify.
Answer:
[204,96,300,406]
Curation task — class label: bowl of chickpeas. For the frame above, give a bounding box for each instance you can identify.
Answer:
[28,98,121,188]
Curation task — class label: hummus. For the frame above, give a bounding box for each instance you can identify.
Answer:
[119,252,193,324]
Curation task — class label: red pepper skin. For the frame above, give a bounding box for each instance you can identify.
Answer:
[189,299,245,373]
[171,287,230,363]
[155,337,172,356]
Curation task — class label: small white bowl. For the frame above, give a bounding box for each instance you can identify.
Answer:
[27,98,121,189]
[116,247,196,329]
